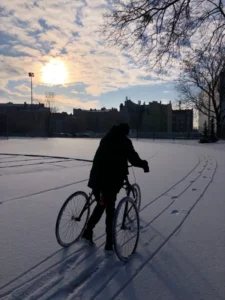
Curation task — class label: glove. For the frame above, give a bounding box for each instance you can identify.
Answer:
[142,160,149,173]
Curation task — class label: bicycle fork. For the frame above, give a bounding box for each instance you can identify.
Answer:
[121,201,132,230]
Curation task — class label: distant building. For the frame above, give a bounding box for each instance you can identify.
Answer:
[0,102,48,112]
[73,108,122,133]
[0,98,196,137]
[51,112,77,134]
[120,98,173,133]
[172,109,193,133]
[0,113,7,136]
[73,99,173,135]
[0,102,50,136]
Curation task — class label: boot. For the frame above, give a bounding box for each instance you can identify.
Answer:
[81,228,94,245]
[104,235,113,251]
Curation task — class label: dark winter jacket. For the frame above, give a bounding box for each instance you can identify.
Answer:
[88,126,145,193]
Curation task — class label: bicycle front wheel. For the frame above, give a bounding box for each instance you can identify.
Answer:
[113,197,140,262]
[55,191,90,247]
[127,183,141,222]
[131,183,141,211]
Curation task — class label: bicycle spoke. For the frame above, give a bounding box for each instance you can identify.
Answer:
[114,197,139,261]
[59,220,72,231]
[56,192,90,247]
[62,220,72,241]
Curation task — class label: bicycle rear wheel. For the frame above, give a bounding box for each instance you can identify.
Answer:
[113,197,140,262]
[55,191,90,247]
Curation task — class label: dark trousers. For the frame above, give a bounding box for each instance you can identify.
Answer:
[86,189,117,243]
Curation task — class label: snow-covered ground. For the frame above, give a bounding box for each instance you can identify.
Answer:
[0,138,224,300]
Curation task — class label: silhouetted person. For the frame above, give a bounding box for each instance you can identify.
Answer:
[82,123,149,251]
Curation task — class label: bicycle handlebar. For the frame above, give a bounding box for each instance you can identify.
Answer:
[128,163,149,173]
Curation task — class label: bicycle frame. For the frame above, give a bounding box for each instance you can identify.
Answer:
[121,176,135,230]
[76,175,135,225]
[75,192,95,221]
[122,176,133,197]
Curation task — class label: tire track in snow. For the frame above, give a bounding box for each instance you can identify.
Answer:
[0,151,157,169]
[0,155,16,160]
[108,160,218,300]
[1,179,89,204]
[140,156,203,212]
[0,152,93,162]
[0,157,50,164]
[0,154,201,296]
[44,159,214,300]
[0,163,91,177]
[0,155,203,298]
[57,158,212,300]
[1,152,158,202]
[46,254,120,300]
[0,166,61,177]
[141,158,210,229]
[0,159,76,169]
[57,157,211,300]
[145,151,158,161]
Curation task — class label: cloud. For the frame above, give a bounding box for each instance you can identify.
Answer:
[13,45,42,57]
[163,90,172,94]
[71,89,85,95]
[52,96,101,112]
[160,98,171,105]
[32,92,101,112]
[85,85,117,97]
[58,97,100,111]
[0,87,28,102]
[15,84,30,92]
[0,0,181,109]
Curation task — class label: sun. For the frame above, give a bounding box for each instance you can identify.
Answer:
[42,59,67,85]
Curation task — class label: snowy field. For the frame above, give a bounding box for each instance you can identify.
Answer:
[0,138,224,300]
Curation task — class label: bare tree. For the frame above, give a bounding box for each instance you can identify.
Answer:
[176,46,225,137]
[45,92,58,113]
[101,0,225,68]
[45,92,58,136]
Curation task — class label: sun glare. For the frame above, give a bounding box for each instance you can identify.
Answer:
[42,60,67,85]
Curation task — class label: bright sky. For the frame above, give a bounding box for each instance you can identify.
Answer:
[0,0,179,113]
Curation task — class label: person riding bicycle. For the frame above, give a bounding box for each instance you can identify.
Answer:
[82,123,149,251]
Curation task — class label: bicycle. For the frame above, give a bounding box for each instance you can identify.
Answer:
[55,168,141,261]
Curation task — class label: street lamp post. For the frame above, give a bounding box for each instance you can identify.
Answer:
[28,72,34,105]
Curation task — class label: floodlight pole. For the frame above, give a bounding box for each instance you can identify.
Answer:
[28,72,34,105]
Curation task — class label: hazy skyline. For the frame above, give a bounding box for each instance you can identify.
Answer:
[0,0,179,113]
